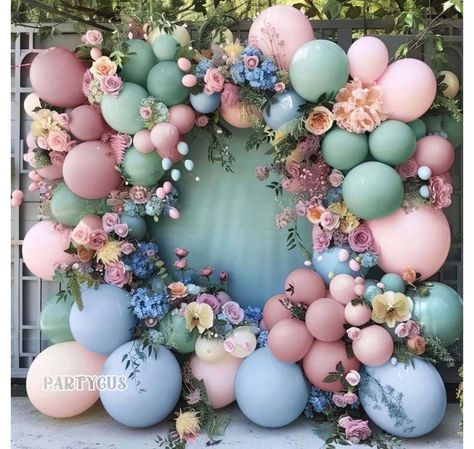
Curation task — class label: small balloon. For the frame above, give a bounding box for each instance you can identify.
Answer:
[133,129,155,153]
[190,91,220,114]
[262,293,292,330]
[168,104,196,134]
[347,36,389,85]
[147,61,189,107]
[268,318,313,362]
[413,135,454,175]
[182,74,197,87]
[177,141,189,155]
[162,158,172,170]
[184,159,194,171]
[284,268,326,305]
[352,325,394,366]
[195,336,226,363]
[171,169,181,181]
[329,274,357,305]
[177,57,192,72]
[419,185,430,198]
[23,93,42,118]
[417,166,432,180]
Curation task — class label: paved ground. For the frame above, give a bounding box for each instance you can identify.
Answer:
[12,398,462,449]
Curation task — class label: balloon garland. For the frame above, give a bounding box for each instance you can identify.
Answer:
[18,6,463,447]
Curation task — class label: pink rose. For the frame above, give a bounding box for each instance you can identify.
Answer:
[100,75,123,96]
[47,130,70,152]
[332,392,347,408]
[244,55,259,70]
[344,392,358,405]
[81,30,103,46]
[345,419,372,444]
[406,320,421,337]
[395,322,409,338]
[114,223,128,238]
[312,227,332,253]
[195,115,209,127]
[197,293,220,313]
[222,301,245,325]
[102,213,120,233]
[121,242,135,255]
[57,113,69,130]
[223,338,235,352]
[36,136,49,149]
[71,224,90,246]
[396,158,418,181]
[49,151,65,167]
[91,56,117,79]
[174,259,189,270]
[345,370,361,387]
[89,229,107,250]
[320,211,340,231]
[338,416,352,428]
[305,106,334,136]
[140,106,152,120]
[274,82,285,93]
[221,83,240,108]
[82,70,93,96]
[295,200,307,216]
[204,68,225,93]
[346,327,362,341]
[286,161,301,179]
[367,241,379,255]
[429,175,453,209]
[200,266,213,277]
[329,169,344,187]
[255,165,270,181]
[175,248,189,258]
[348,226,373,253]
[216,291,232,306]
[104,261,131,287]
[219,271,229,282]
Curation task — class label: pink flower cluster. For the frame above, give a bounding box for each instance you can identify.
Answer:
[222,301,244,325]
[332,392,359,407]
[102,212,129,238]
[204,68,225,94]
[395,320,421,338]
[338,416,372,444]
[396,158,418,181]
[429,174,453,209]
[104,261,131,287]
[348,226,375,253]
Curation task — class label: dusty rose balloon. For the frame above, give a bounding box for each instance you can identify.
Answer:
[367,207,451,280]
[352,325,394,366]
[151,123,180,156]
[190,353,242,409]
[36,164,63,180]
[30,47,87,108]
[22,221,77,280]
[26,342,106,418]
[133,129,155,153]
[377,58,437,122]
[169,104,196,134]
[347,36,388,85]
[262,293,292,330]
[79,214,103,230]
[305,298,346,342]
[26,132,36,149]
[248,5,314,70]
[268,318,314,362]
[329,274,357,305]
[220,103,256,129]
[63,141,121,199]
[177,57,192,72]
[90,47,102,61]
[68,105,107,141]
[344,302,372,326]
[413,135,455,175]
[284,268,326,305]
[303,340,360,392]
[24,93,42,118]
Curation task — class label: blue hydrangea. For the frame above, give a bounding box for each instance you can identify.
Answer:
[196,58,213,80]
[307,386,332,414]
[147,329,165,346]
[257,330,268,347]
[145,196,164,216]
[123,201,146,217]
[131,288,170,320]
[360,252,379,268]
[244,306,262,324]
[230,61,245,84]
[242,47,263,58]
[303,403,314,419]
[182,274,193,286]
[123,242,160,279]
[186,283,203,295]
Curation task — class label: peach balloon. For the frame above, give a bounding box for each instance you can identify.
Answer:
[347,36,389,85]
[344,302,372,326]
[284,268,326,305]
[268,318,314,363]
[23,93,42,118]
[79,214,103,230]
[168,104,196,134]
[262,293,293,330]
[367,207,451,280]
[305,298,346,342]
[352,325,394,366]
[190,353,242,409]
[303,340,360,392]
[377,58,437,122]
[329,274,357,305]
[26,342,106,418]
[68,105,107,141]
[413,135,455,175]
[220,102,263,129]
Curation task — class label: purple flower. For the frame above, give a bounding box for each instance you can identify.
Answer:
[312,226,332,253]
[113,223,128,238]
[121,242,135,255]
[348,226,373,253]
[344,392,358,405]
[332,392,347,408]
[222,301,244,325]
[197,293,220,313]
[345,370,360,386]
[320,211,340,231]
[104,261,130,287]
[140,106,152,120]
[200,266,213,277]
[344,419,372,444]
[255,165,270,181]
[219,271,229,282]
[102,212,120,233]
[100,75,123,96]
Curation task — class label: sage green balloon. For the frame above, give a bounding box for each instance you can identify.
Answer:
[369,120,416,165]
[40,295,75,344]
[157,311,198,353]
[380,273,405,293]
[101,82,147,134]
[289,40,349,102]
[322,127,368,170]
[120,214,147,240]
[120,39,157,87]
[147,61,189,107]
[408,119,427,140]
[122,146,164,186]
[422,114,444,134]
[152,34,180,61]
[342,162,403,220]
[441,114,462,148]
[411,282,463,346]
[51,183,108,226]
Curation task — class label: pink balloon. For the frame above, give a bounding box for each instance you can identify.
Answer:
[79,214,103,230]
[284,268,326,306]
[347,36,388,85]
[23,93,42,118]
[248,5,314,70]
[26,342,106,418]
[63,141,121,199]
[305,298,346,342]
[36,164,63,180]
[344,302,372,326]
[303,340,360,392]
[220,103,253,129]
[268,318,313,362]
[413,135,455,175]
[22,220,77,280]
[11,197,22,207]
[26,132,36,149]
[262,293,293,330]
[133,129,155,153]
[177,57,192,72]
[30,47,87,108]
[12,189,24,200]
[90,47,102,61]
[190,353,242,409]
[329,274,357,305]
[377,58,437,122]
[68,105,107,141]
[151,123,180,158]
[182,74,197,88]
[367,207,451,280]
[352,325,394,366]
[169,104,196,134]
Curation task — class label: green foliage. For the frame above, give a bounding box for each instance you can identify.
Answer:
[200,118,235,173]
[423,336,456,368]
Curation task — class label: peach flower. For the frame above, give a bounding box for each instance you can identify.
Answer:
[305,106,334,136]
[407,336,426,355]
[90,56,117,79]
[402,268,417,284]
[168,282,188,298]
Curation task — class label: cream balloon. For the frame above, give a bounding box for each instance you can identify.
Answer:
[228,327,257,359]
[147,25,191,47]
[439,70,460,99]
[23,93,42,118]
[211,28,234,45]
[195,336,226,363]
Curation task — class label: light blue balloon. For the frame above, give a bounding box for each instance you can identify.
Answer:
[162,158,173,170]
[417,166,432,180]
[177,141,189,155]
[323,187,343,207]
[120,214,146,240]
[69,285,135,356]
[184,159,194,171]
[419,185,430,198]
[263,90,306,130]
[380,273,405,293]
[171,169,181,181]
[312,246,369,286]
[100,342,182,427]
[364,284,382,302]
[190,92,220,114]
[235,347,308,428]
[360,358,447,437]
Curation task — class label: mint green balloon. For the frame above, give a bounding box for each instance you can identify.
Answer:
[422,114,444,134]
[408,119,427,140]
[322,127,368,170]
[120,214,146,239]
[289,40,349,102]
[380,273,405,293]
[120,39,157,87]
[101,82,147,134]
[411,282,462,346]
[369,120,416,165]
[441,114,462,148]
[147,61,189,107]
[51,183,108,226]
[40,295,75,344]
[152,34,179,61]
[157,311,198,353]
[122,146,164,186]
[342,162,403,220]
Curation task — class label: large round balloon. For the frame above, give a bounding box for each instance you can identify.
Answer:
[190,92,221,114]
[352,325,394,366]
[441,113,463,148]
[26,342,105,418]
[322,127,369,170]
[235,347,308,428]
[147,61,189,107]
[147,25,191,47]
[268,318,313,362]
[101,82,147,134]
[40,295,75,344]
[152,34,180,61]
[68,105,107,141]
[263,90,305,130]
[157,311,199,353]
[122,146,165,186]
[284,268,326,305]
[220,101,260,129]
[248,5,314,70]
[30,47,87,107]
[342,162,403,220]
[69,285,135,356]
[100,342,182,427]
[347,36,389,85]
[119,39,157,87]
[290,40,349,102]
[168,104,196,134]
[377,58,437,122]
[413,135,455,175]
[22,220,77,280]
[305,298,346,342]
[63,141,121,199]
[367,207,451,280]
[262,293,292,330]
[120,214,147,240]
[359,358,447,437]
[408,119,427,140]
[411,282,462,346]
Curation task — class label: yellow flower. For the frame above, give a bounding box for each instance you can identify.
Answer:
[271,129,287,145]
[371,291,413,328]
[185,302,214,334]
[339,212,360,233]
[31,109,61,137]
[96,239,122,265]
[175,410,200,442]
[327,201,348,217]
[224,39,244,62]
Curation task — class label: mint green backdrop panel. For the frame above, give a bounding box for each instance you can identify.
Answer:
[148,127,312,307]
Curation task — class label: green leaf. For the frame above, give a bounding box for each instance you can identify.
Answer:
[322,373,341,383]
